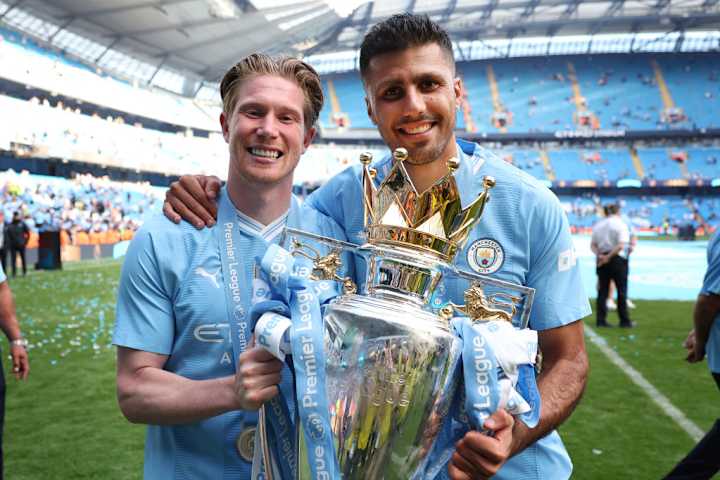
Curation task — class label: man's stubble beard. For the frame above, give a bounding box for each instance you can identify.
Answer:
[403,141,448,166]
[390,129,454,167]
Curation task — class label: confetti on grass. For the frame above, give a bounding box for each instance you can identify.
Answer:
[16,265,120,366]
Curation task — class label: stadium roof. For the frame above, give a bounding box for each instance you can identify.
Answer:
[2,0,719,94]
[313,0,720,55]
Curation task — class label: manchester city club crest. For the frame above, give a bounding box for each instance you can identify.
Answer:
[467,238,504,274]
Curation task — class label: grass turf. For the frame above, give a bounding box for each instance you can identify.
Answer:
[4,263,717,479]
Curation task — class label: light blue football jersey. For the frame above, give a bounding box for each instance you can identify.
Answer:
[113,193,346,480]
[306,138,591,480]
[702,230,720,373]
[0,263,5,283]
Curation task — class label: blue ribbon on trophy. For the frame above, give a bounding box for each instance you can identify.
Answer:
[453,317,541,431]
[420,317,540,480]
[249,244,341,480]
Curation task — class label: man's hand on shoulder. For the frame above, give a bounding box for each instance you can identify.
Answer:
[234,345,284,410]
[163,175,222,228]
[448,409,515,480]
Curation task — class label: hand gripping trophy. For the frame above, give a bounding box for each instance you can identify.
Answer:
[250,148,540,480]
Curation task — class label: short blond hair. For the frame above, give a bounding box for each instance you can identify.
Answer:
[220,53,323,130]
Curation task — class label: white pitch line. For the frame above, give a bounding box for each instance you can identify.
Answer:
[585,325,704,442]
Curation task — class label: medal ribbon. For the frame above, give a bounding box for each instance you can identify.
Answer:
[216,191,264,472]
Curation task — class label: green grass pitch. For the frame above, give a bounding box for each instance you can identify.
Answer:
[3,261,718,479]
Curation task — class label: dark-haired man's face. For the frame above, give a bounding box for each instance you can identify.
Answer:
[364,43,461,167]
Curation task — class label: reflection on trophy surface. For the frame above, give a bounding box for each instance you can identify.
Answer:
[261,147,532,479]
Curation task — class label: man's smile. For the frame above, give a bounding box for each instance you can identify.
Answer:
[397,121,436,136]
[247,147,284,160]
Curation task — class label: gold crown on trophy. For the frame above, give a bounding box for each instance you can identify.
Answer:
[360,147,495,261]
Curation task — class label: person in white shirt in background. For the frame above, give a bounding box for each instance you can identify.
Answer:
[606,203,637,311]
[591,203,634,328]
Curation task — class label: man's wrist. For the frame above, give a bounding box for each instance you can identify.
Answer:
[10,338,28,348]
[510,417,531,456]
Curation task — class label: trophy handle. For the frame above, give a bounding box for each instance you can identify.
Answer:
[440,284,516,323]
[290,238,357,295]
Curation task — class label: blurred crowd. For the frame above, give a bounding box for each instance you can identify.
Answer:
[0,170,163,248]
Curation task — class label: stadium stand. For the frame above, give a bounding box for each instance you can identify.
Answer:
[557,194,708,233]
[0,94,227,177]
[0,170,164,249]
[0,28,219,132]
[317,53,720,134]
[0,6,717,243]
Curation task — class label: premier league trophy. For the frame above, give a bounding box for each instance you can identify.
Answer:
[252,148,536,480]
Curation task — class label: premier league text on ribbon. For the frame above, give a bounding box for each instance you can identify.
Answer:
[268,396,296,468]
[472,332,493,425]
[294,289,331,478]
[224,222,248,351]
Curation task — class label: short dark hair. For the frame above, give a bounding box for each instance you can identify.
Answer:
[359,13,455,79]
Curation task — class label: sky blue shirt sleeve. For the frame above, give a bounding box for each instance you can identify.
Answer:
[0,263,5,283]
[305,165,364,242]
[702,232,720,373]
[701,232,720,296]
[113,219,177,355]
[526,187,592,330]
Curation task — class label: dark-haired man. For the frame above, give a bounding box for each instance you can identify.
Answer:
[113,54,346,479]
[164,14,590,480]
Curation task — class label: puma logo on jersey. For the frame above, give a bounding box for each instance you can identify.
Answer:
[195,267,220,288]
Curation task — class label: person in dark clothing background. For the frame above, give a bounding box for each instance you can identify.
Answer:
[6,213,29,277]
